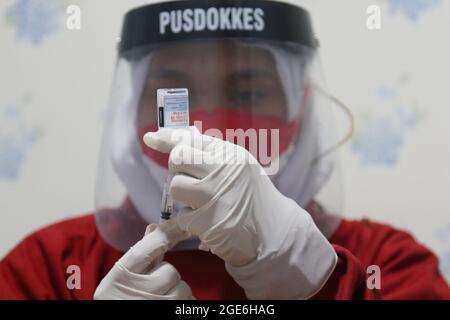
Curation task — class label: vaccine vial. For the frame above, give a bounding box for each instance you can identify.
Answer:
[157,88,189,128]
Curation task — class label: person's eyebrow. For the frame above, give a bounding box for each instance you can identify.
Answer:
[148,69,187,79]
[229,69,277,81]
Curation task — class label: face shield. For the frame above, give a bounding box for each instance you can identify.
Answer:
[95,0,342,252]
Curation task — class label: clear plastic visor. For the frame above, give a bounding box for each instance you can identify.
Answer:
[95,38,341,252]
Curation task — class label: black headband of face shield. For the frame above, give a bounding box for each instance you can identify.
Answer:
[119,0,317,58]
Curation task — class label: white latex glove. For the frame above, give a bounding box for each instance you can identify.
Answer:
[144,127,337,299]
[143,126,337,300]
[94,219,194,300]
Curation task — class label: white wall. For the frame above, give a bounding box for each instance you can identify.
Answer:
[1,0,449,281]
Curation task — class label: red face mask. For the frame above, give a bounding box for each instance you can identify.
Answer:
[138,108,302,168]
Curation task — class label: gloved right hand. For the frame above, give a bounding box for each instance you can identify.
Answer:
[94,219,194,300]
[143,126,337,300]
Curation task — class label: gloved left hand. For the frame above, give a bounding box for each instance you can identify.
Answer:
[144,126,337,299]
[94,219,194,300]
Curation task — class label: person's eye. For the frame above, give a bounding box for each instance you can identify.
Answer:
[234,89,268,106]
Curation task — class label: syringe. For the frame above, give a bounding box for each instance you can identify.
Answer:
[156,88,189,222]
[160,176,173,221]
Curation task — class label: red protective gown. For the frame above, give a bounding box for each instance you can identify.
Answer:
[1,214,449,300]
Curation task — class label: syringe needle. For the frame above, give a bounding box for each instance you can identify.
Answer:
[160,178,173,221]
